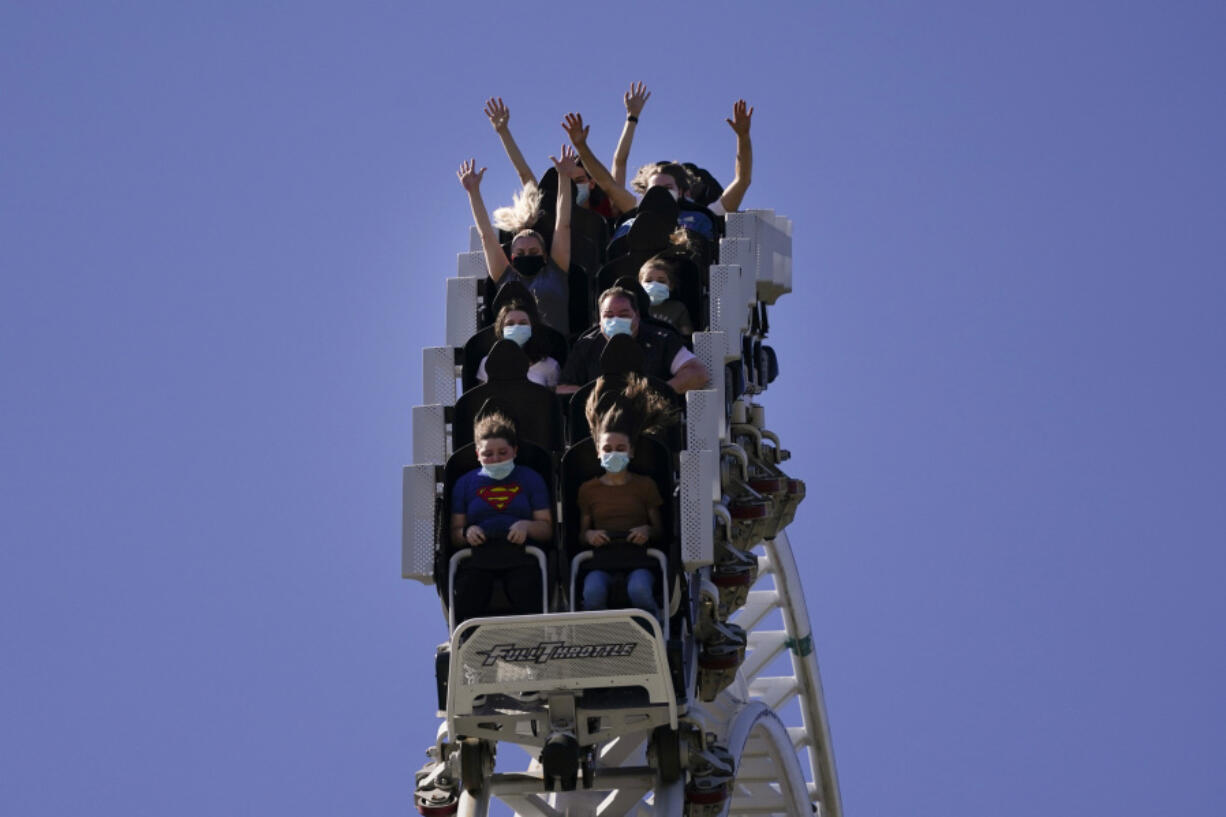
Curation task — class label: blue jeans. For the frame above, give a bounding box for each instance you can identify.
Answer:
[582,568,658,618]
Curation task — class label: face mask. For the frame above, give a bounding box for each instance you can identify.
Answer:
[502,324,531,346]
[600,451,630,474]
[511,255,546,276]
[666,187,680,201]
[479,458,515,480]
[642,281,670,305]
[575,182,591,206]
[601,316,633,337]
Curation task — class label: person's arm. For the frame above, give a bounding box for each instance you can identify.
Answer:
[611,82,650,187]
[457,158,511,282]
[668,357,710,394]
[548,145,576,271]
[483,97,536,187]
[562,112,638,214]
[451,513,487,547]
[580,509,609,547]
[507,508,553,544]
[718,99,754,212]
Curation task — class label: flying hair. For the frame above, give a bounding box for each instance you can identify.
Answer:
[584,374,678,445]
[492,183,545,233]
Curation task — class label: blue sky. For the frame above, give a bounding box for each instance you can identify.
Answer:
[3,2,1225,815]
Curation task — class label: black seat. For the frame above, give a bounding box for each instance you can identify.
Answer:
[453,340,564,452]
[565,336,685,448]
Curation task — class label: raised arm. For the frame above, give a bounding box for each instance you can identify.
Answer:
[718,99,754,212]
[456,159,511,282]
[562,112,638,214]
[484,97,537,187]
[611,82,651,187]
[548,145,576,272]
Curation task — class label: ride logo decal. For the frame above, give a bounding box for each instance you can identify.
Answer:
[476,483,521,511]
[476,641,637,667]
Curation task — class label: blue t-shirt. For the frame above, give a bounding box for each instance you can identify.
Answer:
[451,464,550,538]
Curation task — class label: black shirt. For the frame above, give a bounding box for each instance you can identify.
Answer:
[559,324,689,387]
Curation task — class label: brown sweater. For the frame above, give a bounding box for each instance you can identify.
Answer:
[578,474,662,534]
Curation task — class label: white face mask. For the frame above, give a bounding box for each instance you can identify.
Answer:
[600,451,630,473]
[479,458,515,480]
[642,281,670,305]
[601,316,633,337]
[502,324,531,346]
[575,182,591,205]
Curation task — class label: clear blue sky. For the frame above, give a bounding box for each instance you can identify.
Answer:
[3,2,1224,815]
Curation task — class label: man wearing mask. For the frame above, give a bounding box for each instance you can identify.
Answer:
[557,287,709,395]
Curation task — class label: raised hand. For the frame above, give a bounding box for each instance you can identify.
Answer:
[726,99,754,136]
[561,112,590,147]
[624,81,651,117]
[457,158,486,192]
[483,97,510,132]
[550,144,580,178]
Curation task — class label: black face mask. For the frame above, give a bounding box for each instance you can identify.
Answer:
[511,255,547,276]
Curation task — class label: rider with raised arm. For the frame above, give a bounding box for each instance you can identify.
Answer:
[561,99,755,218]
[457,148,575,335]
[483,84,650,219]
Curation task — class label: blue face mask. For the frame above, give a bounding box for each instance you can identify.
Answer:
[642,281,670,305]
[479,459,515,480]
[502,324,531,346]
[600,451,630,473]
[575,182,591,206]
[601,316,633,337]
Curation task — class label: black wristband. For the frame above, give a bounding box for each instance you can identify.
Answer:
[627,115,639,123]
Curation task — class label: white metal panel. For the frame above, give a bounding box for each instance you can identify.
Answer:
[708,263,748,337]
[401,464,438,583]
[467,226,483,253]
[421,346,457,407]
[691,333,725,441]
[679,448,714,570]
[457,248,487,277]
[446,276,479,348]
[412,404,447,465]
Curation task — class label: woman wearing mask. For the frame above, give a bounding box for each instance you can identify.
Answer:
[457,147,575,335]
[577,376,676,621]
[638,256,694,337]
[475,300,561,389]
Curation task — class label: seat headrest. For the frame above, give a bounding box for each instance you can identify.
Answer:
[600,333,646,376]
[638,185,680,219]
[492,280,539,319]
[485,339,531,381]
[611,275,653,318]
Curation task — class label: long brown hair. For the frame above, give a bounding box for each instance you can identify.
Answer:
[584,374,677,444]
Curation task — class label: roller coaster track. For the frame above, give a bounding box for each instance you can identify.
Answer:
[404,210,842,816]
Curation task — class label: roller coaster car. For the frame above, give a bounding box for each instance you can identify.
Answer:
[445,609,679,792]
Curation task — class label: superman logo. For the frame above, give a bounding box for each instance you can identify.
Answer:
[477,483,521,511]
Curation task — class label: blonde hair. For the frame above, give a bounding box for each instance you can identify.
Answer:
[492,183,544,232]
[631,161,692,195]
[585,374,677,444]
